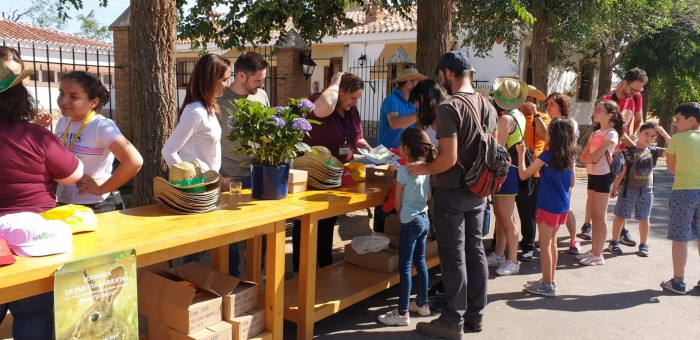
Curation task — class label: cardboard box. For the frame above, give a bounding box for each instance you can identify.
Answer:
[149,319,232,340]
[425,240,438,259]
[365,164,399,185]
[288,169,308,193]
[385,233,399,249]
[226,307,265,340]
[138,270,223,335]
[343,243,398,273]
[383,213,401,236]
[172,262,258,320]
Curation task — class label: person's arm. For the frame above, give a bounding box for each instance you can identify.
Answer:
[587,139,616,164]
[496,115,511,146]
[387,111,417,130]
[77,137,143,195]
[356,138,372,151]
[407,136,457,175]
[666,153,676,174]
[610,164,627,198]
[55,161,84,185]
[656,125,671,145]
[393,182,404,216]
[516,143,544,180]
[632,107,643,136]
[162,107,202,166]
[534,114,548,140]
[313,72,343,118]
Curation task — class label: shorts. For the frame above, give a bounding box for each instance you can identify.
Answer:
[495,166,519,195]
[667,190,700,242]
[613,188,653,220]
[587,173,614,193]
[536,209,568,228]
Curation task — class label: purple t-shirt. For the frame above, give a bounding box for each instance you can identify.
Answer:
[0,122,80,216]
[304,94,364,163]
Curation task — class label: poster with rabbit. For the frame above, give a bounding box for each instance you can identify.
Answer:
[54,249,138,340]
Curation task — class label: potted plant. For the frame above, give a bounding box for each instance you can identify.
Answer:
[226,98,317,199]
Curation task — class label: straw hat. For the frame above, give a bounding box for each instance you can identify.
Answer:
[493,78,528,111]
[166,162,219,190]
[152,162,221,214]
[391,68,427,84]
[0,62,32,93]
[526,84,546,101]
[292,146,343,190]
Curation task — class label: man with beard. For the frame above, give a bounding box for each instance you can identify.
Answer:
[217,51,270,276]
[408,51,496,339]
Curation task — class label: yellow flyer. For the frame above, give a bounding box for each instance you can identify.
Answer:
[54,249,138,340]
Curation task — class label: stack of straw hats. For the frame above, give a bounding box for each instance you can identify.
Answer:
[292,146,344,189]
[153,162,221,214]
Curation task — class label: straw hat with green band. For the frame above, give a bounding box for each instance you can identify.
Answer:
[0,62,32,93]
[166,161,218,193]
[493,78,528,111]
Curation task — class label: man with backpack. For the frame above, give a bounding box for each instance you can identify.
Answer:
[408,51,498,339]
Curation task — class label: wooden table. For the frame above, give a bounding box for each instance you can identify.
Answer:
[0,193,302,340]
[281,182,440,339]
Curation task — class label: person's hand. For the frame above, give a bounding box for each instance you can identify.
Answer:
[610,185,619,198]
[655,125,668,135]
[32,111,52,129]
[406,162,427,176]
[77,175,104,196]
[330,72,344,86]
[515,142,526,155]
[519,102,537,117]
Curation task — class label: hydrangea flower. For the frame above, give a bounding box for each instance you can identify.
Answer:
[227,116,236,131]
[291,117,312,131]
[273,106,284,114]
[297,99,315,111]
[270,115,286,128]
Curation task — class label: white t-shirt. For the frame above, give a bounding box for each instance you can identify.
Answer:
[162,101,222,172]
[586,128,618,175]
[55,114,124,204]
[426,125,439,147]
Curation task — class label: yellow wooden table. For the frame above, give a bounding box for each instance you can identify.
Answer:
[281,182,441,340]
[0,193,302,340]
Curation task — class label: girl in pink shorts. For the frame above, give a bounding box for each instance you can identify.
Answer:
[515,117,578,297]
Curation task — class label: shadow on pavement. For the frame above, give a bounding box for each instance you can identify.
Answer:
[499,288,664,311]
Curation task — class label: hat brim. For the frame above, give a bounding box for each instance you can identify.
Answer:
[10,236,73,257]
[391,73,427,84]
[494,79,529,111]
[155,176,220,195]
[155,196,220,215]
[168,170,219,189]
[0,69,32,93]
[527,88,546,101]
[70,223,98,234]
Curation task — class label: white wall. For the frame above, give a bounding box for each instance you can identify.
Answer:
[455,41,520,89]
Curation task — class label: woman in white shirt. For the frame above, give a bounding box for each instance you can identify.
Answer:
[162,54,232,172]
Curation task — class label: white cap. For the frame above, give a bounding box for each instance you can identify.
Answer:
[0,212,73,257]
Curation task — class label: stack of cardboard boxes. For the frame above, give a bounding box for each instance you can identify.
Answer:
[139,262,264,340]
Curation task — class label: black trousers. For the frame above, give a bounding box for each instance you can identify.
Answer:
[516,177,539,253]
[292,216,338,272]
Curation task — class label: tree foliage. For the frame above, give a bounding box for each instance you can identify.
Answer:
[4,0,69,30]
[76,10,111,42]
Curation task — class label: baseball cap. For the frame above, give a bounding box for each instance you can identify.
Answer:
[0,238,15,266]
[0,212,73,257]
[436,51,474,74]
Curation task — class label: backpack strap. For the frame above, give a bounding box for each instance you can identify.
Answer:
[621,148,634,198]
[452,92,490,170]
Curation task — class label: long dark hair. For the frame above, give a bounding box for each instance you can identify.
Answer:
[548,117,577,171]
[179,54,231,118]
[0,84,37,123]
[62,71,111,111]
[408,79,446,129]
[400,127,436,163]
[598,99,624,137]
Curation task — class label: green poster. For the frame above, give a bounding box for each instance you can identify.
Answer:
[54,249,138,340]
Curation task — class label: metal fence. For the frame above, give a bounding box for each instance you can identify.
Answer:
[347,57,387,147]
[1,39,115,122]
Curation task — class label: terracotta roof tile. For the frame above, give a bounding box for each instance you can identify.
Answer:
[0,19,112,50]
[339,7,416,35]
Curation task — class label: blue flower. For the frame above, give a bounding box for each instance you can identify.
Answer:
[227,116,236,131]
[270,115,286,127]
[297,99,315,111]
[273,106,284,114]
[291,117,312,131]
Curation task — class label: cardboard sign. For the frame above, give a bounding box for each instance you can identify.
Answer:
[54,249,138,340]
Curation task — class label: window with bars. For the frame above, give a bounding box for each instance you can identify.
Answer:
[578,62,595,102]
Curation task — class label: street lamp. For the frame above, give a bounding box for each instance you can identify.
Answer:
[300,52,316,80]
[358,54,367,67]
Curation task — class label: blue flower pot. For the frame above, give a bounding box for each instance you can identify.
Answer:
[251,163,290,200]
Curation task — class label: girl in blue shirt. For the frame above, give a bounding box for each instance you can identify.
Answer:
[378,128,435,326]
[515,117,577,297]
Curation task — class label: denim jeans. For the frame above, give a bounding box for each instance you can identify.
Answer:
[0,292,54,339]
[397,212,429,314]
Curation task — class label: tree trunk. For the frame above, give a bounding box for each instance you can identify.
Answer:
[130,0,177,206]
[598,43,614,98]
[658,86,677,147]
[416,0,452,80]
[530,7,549,104]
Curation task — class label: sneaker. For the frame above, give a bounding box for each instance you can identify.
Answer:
[463,315,483,333]
[660,279,686,295]
[378,308,410,326]
[579,254,605,266]
[518,250,534,262]
[567,240,581,255]
[606,240,623,254]
[619,228,637,246]
[696,280,700,290]
[579,223,592,240]
[409,301,431,316]
[496,260,520,276]
[637,243,650,257]
[525,278,557,290]
[429,282,445,297]
[486,253,506,267]
[416,319,464,340]
[524,282,556,297]
[575,250,592,260]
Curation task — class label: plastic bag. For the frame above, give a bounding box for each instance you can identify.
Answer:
[351,233,390,254]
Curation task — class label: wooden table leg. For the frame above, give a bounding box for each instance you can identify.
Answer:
[246,236,263,282]
[211,245,229,273]
[297,213,318,340]
[266,220,286,340]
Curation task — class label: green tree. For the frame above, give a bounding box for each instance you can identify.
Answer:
[76,10,111,41]
[2,0,68,30]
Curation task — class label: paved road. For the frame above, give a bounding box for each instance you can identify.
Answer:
[283,164,700,339]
